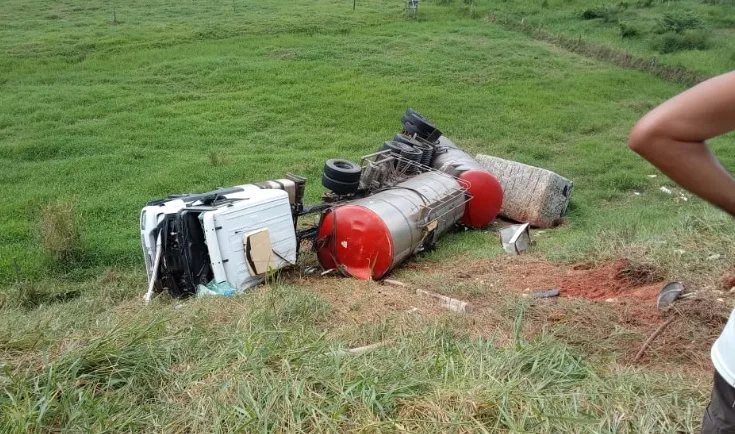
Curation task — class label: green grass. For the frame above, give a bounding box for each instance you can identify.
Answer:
[0,286,709,432]
[1,0,734,431]
[4,0,735,282]
[477,0,735,76]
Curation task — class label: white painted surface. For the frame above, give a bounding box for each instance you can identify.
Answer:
[201,189,296,291]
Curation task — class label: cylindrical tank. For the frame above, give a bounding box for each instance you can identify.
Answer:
[431,136,503,228]
[316,171,465,280]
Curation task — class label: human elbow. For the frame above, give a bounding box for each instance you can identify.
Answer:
[628,118,660,157]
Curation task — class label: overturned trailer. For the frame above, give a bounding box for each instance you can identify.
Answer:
[316,156,468,280]
[140,109,504,299]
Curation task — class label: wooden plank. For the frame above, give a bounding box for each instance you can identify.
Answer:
[416,289,472,313]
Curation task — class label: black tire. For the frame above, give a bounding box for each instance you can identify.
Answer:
[402,120,435,142]
[402,114,442,142]
[414,141,434,166]
[380,140,413,155]
[406,108,426,120]
[322,173,359,195]
[324,159,361,183]
[400,145,422,162]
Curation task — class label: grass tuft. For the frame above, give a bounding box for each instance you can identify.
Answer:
[40,200,81,264]
[655,10,704,34]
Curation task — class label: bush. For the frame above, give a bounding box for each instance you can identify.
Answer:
[40,200,81,263]
[652,30,712,53]
[579,4,622,22]
[619,22,641,38]
[656,11,703,33]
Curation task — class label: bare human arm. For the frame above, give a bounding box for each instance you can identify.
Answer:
[628,71,735,216]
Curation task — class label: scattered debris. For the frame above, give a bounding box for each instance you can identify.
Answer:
[143,232,163,303]
[633,191,641,196]
[406,307,419,314]
[304,266,319,274]
[708,254,722,261]
[647,174,657,178]
[333,340,392,357]
[384,279,407,287]
[416,289,472,313]
[321,269,336,276]
[475,154,573,228]
[499,223,531,255]
[660,186,672,194]
[656,281,684,310]
[633,316,677,362]
[196,280,237,297]
[532,289,560,299]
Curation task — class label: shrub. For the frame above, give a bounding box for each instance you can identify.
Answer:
[579,4,622,22]
[656,11,703,33]
[652,30,712,53]
[619,22,641,38]
[41,200,81,263]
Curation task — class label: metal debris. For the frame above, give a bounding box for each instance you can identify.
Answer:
[499,223,531,255]
[304,266,320,274]
[656,281,684,310]
[532,289,560,299]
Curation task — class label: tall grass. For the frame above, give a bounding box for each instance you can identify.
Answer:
[0,286,707,433]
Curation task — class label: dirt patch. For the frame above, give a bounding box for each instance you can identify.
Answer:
[482,257,664,304]
[284,256,731,375]
[294,274,447,324]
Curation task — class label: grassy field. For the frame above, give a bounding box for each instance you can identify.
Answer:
[2,0,735,432]
[482,0,735,76]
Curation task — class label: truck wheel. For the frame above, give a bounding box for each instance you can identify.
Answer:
[402,113,442,142]
[322,173,359,195]
[324,159,361,183]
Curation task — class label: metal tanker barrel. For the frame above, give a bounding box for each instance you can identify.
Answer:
[431,136,503,228]
[316,171,466,280]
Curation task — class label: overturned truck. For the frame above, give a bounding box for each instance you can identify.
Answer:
[140,110,503,300]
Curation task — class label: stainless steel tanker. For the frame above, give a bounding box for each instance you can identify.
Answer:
[316,171,466,280]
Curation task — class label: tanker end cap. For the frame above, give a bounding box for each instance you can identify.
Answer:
[459,169,503,228]
[316,206,394,280]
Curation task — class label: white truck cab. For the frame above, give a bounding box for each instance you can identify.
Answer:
[140,179,302,299]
